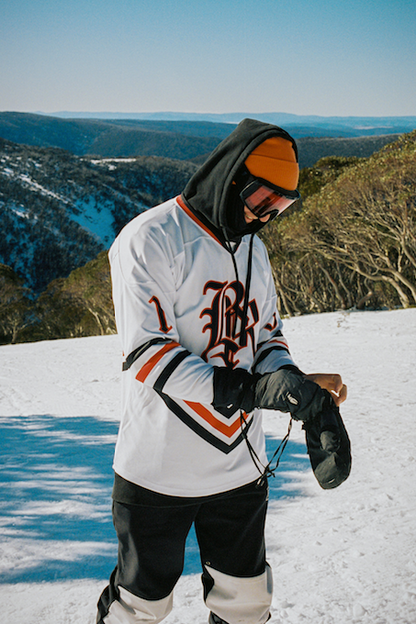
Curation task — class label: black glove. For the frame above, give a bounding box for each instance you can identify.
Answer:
[211,366,351,490]
[212,367,254,418]
[212,366,328,423]
[303,400,351,489]
[318,404,341,452]
[242,368,330,422]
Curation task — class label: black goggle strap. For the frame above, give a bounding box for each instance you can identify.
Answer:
[242,177,300,201]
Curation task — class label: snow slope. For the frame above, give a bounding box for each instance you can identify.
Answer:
[1,308,415,624]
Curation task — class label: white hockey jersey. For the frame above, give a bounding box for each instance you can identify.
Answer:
[109,195,297,497]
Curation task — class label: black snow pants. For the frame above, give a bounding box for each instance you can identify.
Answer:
[97,477,272,624]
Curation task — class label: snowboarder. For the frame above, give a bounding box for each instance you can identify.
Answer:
[96,118,347,624]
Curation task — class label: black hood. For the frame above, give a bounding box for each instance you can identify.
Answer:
[181,118,298,243]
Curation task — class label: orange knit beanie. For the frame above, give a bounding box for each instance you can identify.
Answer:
[245,137,299,191]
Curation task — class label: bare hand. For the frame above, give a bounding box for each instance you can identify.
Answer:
[304,373,347,407]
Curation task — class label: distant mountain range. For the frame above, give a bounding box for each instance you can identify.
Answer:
[47,111,416,137]
[47,110,416,137]
[0,111,406,168]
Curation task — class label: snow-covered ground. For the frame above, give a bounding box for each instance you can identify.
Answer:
[1,308,415,624]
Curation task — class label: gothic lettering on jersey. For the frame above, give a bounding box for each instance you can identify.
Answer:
[149,296,173,333]
[200,280,259,368]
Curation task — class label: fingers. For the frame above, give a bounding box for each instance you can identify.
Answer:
[304,373,347,406]
[304,373,341,392]
[333,383,347,406]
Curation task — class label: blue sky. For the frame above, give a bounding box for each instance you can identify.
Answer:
[1,0,415,117]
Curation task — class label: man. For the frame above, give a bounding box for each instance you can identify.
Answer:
[97,118,347,624]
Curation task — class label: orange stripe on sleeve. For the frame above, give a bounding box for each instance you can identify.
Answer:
[136,342,180,382]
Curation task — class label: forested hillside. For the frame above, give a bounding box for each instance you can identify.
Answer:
[1,131,415,344]
[261,131,416,314]
[0,138,197,292]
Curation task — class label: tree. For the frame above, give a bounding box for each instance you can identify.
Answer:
[0,264,35,344]
[262,131,416,314]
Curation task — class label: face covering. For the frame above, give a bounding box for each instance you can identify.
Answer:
[224,173,270,243]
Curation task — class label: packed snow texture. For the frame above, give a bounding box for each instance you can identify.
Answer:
[0,309,415,624]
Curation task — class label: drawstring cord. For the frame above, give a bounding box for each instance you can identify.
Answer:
[222,231,240,340]
[224,231,290,485]
[240,411,293,487]
[239,234,254,347]
[222,231,255,343]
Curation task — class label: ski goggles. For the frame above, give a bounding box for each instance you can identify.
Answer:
[240,178,300,218]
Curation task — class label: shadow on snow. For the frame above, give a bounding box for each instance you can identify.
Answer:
[0,414,309,584]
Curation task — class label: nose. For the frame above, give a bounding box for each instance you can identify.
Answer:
[244,206,270,224]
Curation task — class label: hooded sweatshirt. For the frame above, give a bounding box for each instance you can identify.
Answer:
[182,118,299,242]
[109,119,298,497]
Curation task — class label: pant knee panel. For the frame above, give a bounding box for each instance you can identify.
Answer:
[100,585,173,624]
[204,563,273,624]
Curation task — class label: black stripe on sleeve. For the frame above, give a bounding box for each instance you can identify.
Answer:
[122,337,171,371]
[257,330,283,351]
[254,345,290,368]
[153,350,191,393]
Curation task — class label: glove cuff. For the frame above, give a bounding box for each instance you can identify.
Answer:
[212,367,258,417]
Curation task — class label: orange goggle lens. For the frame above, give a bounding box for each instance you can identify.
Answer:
[240,180,300,218]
